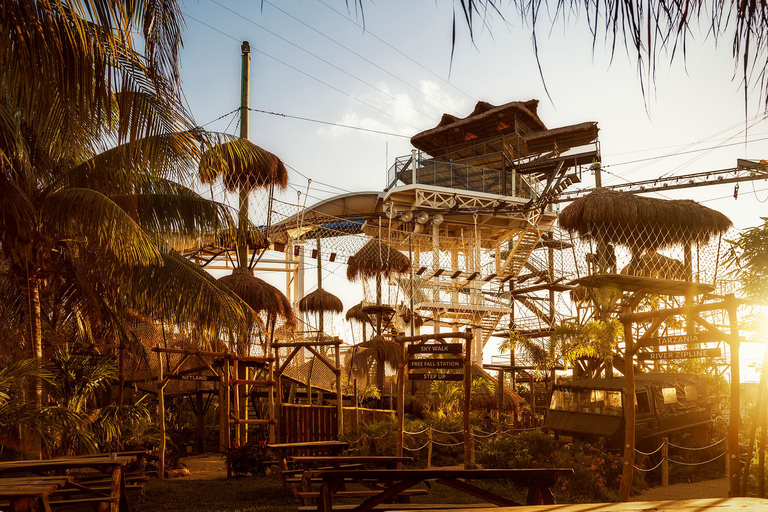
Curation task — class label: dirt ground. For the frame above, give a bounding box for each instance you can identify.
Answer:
[175,453,732,501]
[177,453,228,480]
[630,477,730,501]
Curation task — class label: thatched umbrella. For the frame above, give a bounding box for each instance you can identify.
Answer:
[218,268,296,352]
[346,238,411,335]
[298,237,342,336]
[199,139,288,192]
[559,189,732,251]
[346,302,372,343]
[349,335,403,392]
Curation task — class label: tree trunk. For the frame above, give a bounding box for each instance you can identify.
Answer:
[24,277,43,459]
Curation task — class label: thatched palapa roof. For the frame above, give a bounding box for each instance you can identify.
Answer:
[621,252,687,281]
[298,288,343,314]
[559,189,732,250]
[349,335,403,375]
[218,268,296,328]
[346,302,372,325]
[346,239,411,282]
[199,139,288,191]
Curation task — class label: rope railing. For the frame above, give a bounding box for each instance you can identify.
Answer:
[668,438,726,451]
[669,451,727,466]
[402,441,430,452]
[402,427,429,436]
[634,459,665,472]
[635,444,664,456]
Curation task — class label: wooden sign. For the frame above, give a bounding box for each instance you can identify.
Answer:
[638,332,720,347]
[166,374,219,382]
[407,344,462,355]
[408,359,463,369]
[408,373,463,381]
[636,348,722,361]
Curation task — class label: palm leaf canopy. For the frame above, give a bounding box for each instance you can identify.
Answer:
[559,189,732,250]
[346,239,411,282]
[349,335,403,372]
[199,139,288,192]
[298,288,343,314]
[218,268,296,329]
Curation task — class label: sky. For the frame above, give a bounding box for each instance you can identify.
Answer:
[175,0,768,377]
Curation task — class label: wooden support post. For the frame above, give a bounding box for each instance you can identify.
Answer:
[728,300,741,497]
[464,332,472,468]
[662,437,669,487]
[268,354,276,444]
[275,347,282,443]
[618,318,635,502]
[335,341,343,439]
[427,427,433,469]
[497,369,504,423]
[218,368,227,454]
[354,379,360,434]
[157,347,165,480]
[196,391,205,453]
[232,358,241,446]
[224,360,231,478]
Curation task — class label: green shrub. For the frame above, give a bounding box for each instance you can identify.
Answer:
[224,440,275,477]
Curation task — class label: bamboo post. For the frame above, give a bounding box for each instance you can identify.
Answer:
[196,391,205,453]
[396,343,405,459]
[156,347,165,480]
[354,379,360,434]
[662,437,669,487]
[427,427,433,469]
[224,359,231,478]
[618,318,636,502]
[335,340,343,439]
[232,358,241,446]
[268,356,276,444]
[275,346,282,443]
[728,299,741,497]
[463,332,472,468]
[218,367,227,453]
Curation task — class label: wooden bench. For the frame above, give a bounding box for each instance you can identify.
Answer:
[311,468,574,512]
[296,489,429,500]
[298,504,493,512]
[0,476,72,512]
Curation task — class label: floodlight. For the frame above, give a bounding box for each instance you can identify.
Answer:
[432,214,444,226]
[400,210,414,222]
[416,212,430,224]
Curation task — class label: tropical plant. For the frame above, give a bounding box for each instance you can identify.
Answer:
[725,218,768,303]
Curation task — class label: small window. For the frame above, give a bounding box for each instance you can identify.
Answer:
[684,385,698,401]
[662,387,678,404]
[636,392,651,414]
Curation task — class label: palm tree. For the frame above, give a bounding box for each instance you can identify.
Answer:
[1,0,259,457]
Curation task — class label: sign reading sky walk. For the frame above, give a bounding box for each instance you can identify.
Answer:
[407,343,462,354]
[636,348,722,361]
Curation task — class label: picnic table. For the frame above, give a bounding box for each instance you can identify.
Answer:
[292,456,414,470]
[265,441,350,497]
[420,497,768,512]
[310,468,573,512]
[0,476,72,512]
[0,455,136,512]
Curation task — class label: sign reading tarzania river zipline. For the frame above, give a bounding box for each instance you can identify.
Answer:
[639,332,720,346]
[408,373,464,381]
[408,359,463,369]
[636,348,722,361]
[407,343,462,354]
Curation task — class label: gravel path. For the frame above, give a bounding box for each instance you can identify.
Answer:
[630,477,730,501]
[177,453,227,480]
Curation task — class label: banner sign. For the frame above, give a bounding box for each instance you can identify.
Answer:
[166,374,219,382]
[407,344,462,355]
[408,373,463,381]
[638,332,720,347]
[408,359,463,370]
[636,348,722,361]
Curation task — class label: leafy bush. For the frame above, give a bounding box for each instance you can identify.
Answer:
[224,440,275,477]
[477,432,639,502]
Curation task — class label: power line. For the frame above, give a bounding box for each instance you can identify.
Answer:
[209,0,437,123]
[316,0,477,103]
[263,0,462,117]
[184,13,421,131]
[248,107,410,138]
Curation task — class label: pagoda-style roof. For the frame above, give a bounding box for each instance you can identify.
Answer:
[411,100,546,156]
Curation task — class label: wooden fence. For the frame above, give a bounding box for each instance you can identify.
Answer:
[279,404,337,445]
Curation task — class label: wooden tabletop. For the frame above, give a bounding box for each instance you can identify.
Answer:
[267,441,349,451]
[313,467,572,483]
[0,455,135,474]
[415,498,768,512]
[0,476,71,498]
[292,456,413,465]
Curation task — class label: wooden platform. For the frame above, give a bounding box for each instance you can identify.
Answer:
[570,274,715,296]
[410,498,768,512]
